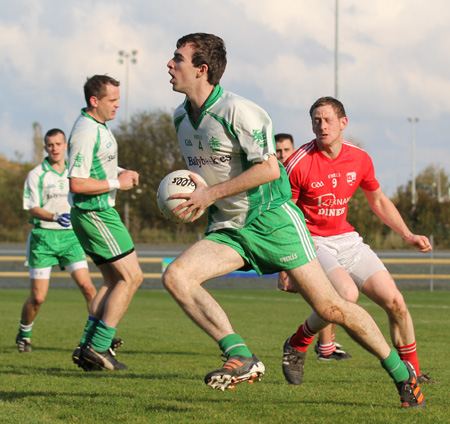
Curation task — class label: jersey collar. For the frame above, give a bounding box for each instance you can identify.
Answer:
[81,108,109,128]
[42,157,68,176]
[184,85,223,129]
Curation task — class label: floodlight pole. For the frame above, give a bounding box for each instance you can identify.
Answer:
[118,50,138,229]
[118,50,138,132]
[335,0,339,99]
[408,117,419,206]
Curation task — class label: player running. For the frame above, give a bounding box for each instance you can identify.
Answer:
[16,128,96,353]
[68,75,142,371]
[279,96,435,385]
[163,32,425,408]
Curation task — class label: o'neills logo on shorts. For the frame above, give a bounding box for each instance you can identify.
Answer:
[280,254,298,263]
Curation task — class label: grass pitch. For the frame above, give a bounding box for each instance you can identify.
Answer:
[0,289,448,423]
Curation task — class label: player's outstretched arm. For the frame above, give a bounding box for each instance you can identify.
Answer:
[363,188,432,252]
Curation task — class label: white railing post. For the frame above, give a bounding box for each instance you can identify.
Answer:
[430,234,434,291]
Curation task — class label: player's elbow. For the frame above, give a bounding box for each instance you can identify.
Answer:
[69,178,83,193]
[266,157,281,182]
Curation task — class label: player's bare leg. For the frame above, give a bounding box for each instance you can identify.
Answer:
[163,239,265,390]
[360,269,436,383]
[96,251,143,328]
[163,239,244,341]
[287,259,391,359]
[361,270,414,347]
[16,278,50,352]
[283,260,426,409]
[78,252,143,371]
[20,278,50,326]
[71,268,96,312]
[316,267,359,359]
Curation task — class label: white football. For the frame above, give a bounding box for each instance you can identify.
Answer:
[157,170,207,223]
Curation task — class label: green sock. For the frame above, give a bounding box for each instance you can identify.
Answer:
[90,320,116,351]
[80,316,99,345]
[380,349,409,383]
[218,334,252,358]
[18,321,33,338]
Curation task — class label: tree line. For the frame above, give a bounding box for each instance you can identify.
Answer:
[1,110,449,248]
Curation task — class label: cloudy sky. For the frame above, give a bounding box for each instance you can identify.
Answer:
[1,0,449,196]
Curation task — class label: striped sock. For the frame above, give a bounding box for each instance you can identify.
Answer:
[381,349,410,383]
[395,342,420,375]
[19,321,34,338]
[318,342,336,357]
[219,334,252,358]
[290,320,316,352]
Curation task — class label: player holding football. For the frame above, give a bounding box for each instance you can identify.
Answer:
[276,133,351,361]
[16,128,97,353]
[164,32,425,407]
[279,96,435,384]
[68,75,143,371]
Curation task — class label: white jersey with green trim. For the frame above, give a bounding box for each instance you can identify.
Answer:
[68,109,118,211]
[23,158,71,230]
[174,85,292,232]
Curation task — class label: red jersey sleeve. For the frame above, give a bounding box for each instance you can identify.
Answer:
[359,152,380,192]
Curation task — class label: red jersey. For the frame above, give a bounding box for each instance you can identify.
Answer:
[284,140,380,237]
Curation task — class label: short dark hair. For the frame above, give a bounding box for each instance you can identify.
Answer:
[176,33,227,86]
[275,133,294,145]
[309,96,346,119]
[84,75,120,107]
[44,128,66,145]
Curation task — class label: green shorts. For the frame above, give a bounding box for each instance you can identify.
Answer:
[205,201,316,275]
[26,228,86,269]
[70,207,134,265]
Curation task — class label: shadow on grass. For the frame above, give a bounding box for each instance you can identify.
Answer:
[0,362,202,381]
[1,346,206,356]
[0,389,138,402]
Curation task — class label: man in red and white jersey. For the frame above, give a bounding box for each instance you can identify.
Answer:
[276,131,350,361]
[279,96,436,384]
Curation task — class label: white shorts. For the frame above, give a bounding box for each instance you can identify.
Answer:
[312,232,387,290]
[29,260,88,279]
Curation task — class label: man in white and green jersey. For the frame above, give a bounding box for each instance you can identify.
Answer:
[174,84,292,234]
[16,128,96,353]
[68,74,143,371]
[163,33,425,408]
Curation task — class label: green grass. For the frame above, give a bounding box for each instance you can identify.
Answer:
[1,289,448,423]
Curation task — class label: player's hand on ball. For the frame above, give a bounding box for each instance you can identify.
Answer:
[172,173,211,222]
[54,212,71,228]
[157,170,209,223]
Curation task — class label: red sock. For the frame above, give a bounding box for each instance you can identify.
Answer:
[290,320,316,352]
[318,342,336,356]
[395,342,420,375]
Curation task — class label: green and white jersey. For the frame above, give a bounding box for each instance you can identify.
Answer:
[174,85,292,232]
[68,109,118,211]
[23,158,71,230]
